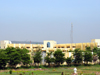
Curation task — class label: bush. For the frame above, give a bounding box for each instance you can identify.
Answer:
[84,64,92,66]
[9,70,12,74]
[39,65,44,68]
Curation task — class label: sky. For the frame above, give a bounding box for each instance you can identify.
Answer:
[0,0,100,43]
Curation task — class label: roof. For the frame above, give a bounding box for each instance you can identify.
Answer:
[11,41,43,44]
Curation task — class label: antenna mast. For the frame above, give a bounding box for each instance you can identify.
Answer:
[71,23,73,44]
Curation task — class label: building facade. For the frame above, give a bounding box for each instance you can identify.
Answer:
[0,39,100,64]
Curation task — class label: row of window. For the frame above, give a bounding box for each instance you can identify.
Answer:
[54,46,94,48]
[54,46,76,48]
[15,46,93,49]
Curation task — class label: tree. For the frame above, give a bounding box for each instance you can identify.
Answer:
[45,52,54,66]
[93,53,98,64]
[21,54,31,65]
[93,47,98,53]
[0,50,9,69]
[73,48,83,65]
[5,47,31,68]
[53,49,65,66]
[92,47,100,64]
[17,48,31,65]
[66,57,72,66]
[33,47,42,66]
[5,47,22,68]
[97,48,100,64]
[86,47,91,52]
[84,51,92,64]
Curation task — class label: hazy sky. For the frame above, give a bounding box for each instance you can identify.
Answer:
[0,0,100,43]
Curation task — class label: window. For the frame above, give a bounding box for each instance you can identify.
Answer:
[33,47,37,48]
[73,46,76,48]
[47,42,50,48]
[67,46,70,48]
[26,47,30,48]
[61,47,64,48]
[16,47,19,48]
[58,47,60,48]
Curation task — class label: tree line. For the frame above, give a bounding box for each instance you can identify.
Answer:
[34,46,100,66]
[0,47,31,69]
[0,46,100,68]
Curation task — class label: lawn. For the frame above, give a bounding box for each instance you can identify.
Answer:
[0,65,100,75]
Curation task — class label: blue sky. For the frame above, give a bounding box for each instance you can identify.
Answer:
[0,0,100,43]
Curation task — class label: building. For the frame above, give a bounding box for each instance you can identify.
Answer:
[0,39,100,64]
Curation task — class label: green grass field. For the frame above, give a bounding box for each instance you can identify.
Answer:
[0,65,100,75]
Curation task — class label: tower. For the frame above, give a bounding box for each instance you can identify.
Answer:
[71,23,73,44]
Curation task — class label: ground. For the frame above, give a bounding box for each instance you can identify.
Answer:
[0,65,100,75]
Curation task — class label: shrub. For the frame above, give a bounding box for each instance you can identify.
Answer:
[9,70,12,74]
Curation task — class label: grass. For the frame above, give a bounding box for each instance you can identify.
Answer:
[0,65,100,75]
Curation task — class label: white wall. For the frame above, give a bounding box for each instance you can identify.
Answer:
[0,40,12,49]
[92,39,100,48]
[43,40,57,49]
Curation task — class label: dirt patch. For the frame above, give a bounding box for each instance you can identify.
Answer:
[0,68,48,73]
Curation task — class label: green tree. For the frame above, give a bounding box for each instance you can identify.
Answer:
[97,48,100,64]
[5,47,31,68]
[93,53,98,64]
[92,47,100,64]
[0,50,9,69]
[73,48,83,65]
[5,47,22,68]
[86,47,91,52]
[84,51,92,64]
[53,49,65,66]
[93,47,98,53]
[45,52,54,66]
[17,48,31,65]
[33,47,42,66]
[66,57,72,66]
